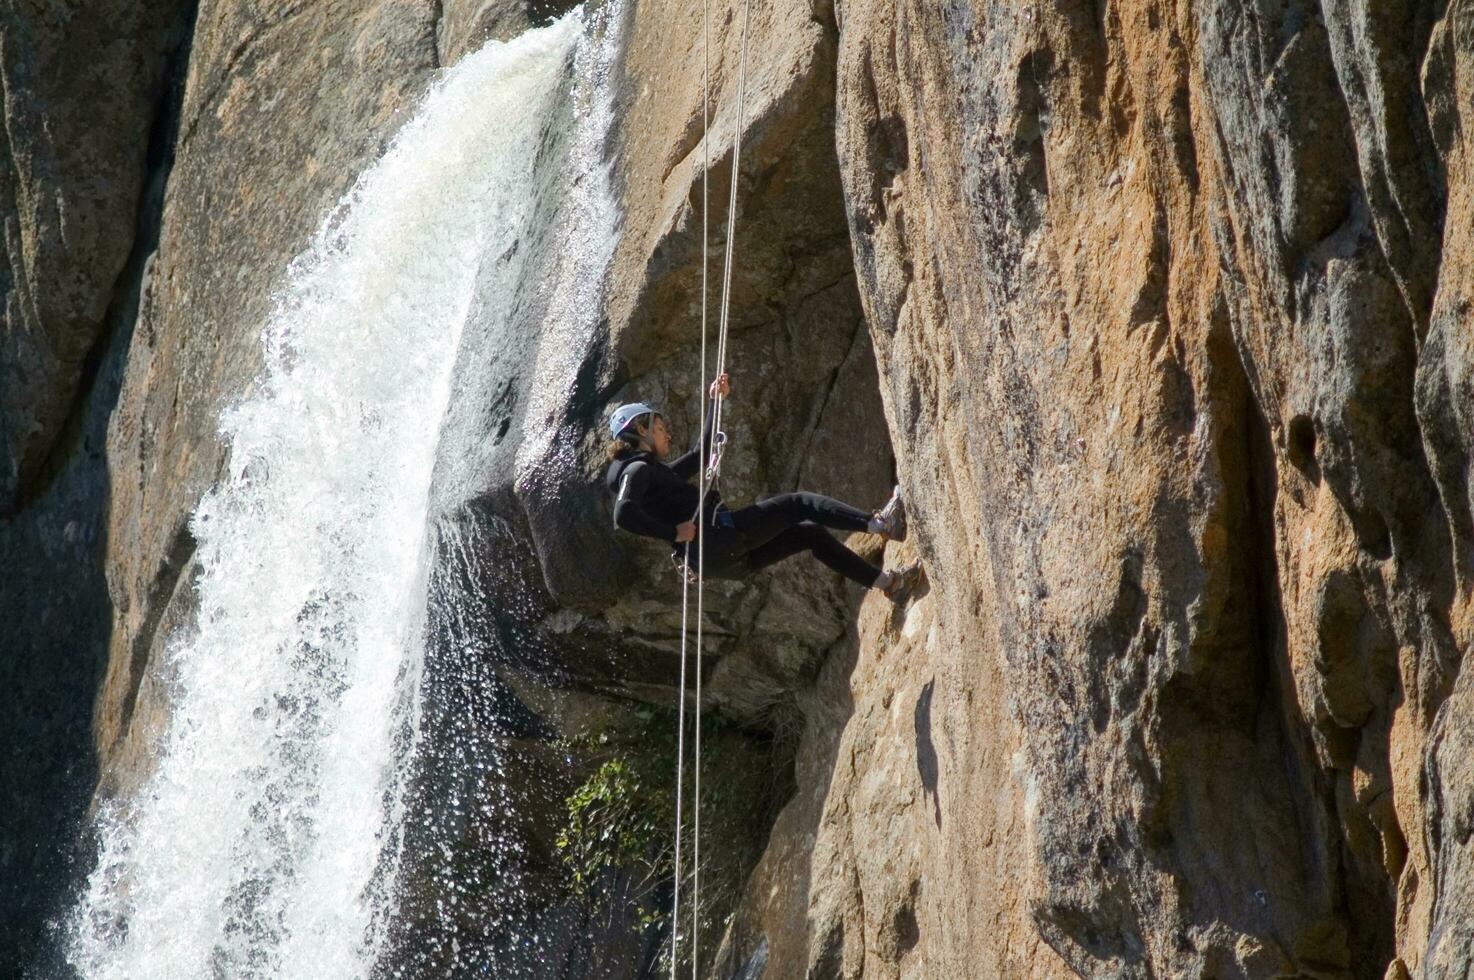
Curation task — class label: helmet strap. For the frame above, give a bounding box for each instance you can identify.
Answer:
[631,414,660,454]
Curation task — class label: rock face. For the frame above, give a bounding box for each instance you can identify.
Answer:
[723,0,1472,977]
[383,1,898,970]
[7,0,1474,978]
[0,0,191,965]
[0,0,189,512]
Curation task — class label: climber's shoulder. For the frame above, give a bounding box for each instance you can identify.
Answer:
[606,449,656,494]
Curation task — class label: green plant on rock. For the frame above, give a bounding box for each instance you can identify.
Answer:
[555,705,777,975]
[556,754,674,896]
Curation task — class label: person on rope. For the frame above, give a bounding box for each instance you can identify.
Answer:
[605,373,923,603]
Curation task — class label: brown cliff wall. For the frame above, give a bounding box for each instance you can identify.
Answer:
[709,1,1473,977]
[0,0,190,512]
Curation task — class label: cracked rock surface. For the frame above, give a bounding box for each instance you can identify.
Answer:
[728,0,1474,977]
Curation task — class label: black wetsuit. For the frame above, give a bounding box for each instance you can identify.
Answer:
[607,405,882,588]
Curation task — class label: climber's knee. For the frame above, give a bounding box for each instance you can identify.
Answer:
[775,492,825,523]
[795,521,831,551]
[794,491,826,513]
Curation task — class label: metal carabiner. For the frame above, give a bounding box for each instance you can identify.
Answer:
[669,551,700,585]
[704,430,728,485]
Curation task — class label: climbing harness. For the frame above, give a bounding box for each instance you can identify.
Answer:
[670,0,751,975]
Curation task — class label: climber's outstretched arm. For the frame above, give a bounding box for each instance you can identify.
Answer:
[670,373,730,481]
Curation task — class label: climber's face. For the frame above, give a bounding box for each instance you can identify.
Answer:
[639,415,671,457]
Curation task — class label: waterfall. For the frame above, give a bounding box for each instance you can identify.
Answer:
[66,9,615,977]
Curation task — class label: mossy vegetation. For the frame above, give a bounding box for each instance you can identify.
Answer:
[558,751,673,899]
[555,702,787,974]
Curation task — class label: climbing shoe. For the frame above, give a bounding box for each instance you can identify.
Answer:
[873,484,907,542]
[881,559,924,605]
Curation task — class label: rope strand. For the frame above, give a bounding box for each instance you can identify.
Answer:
[669,540,692,978]
[673,0,749,973]
[708,0,751,464]
[693,0,750,969]
[690,0,713,971]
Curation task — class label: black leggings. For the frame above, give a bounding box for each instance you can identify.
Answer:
[701,492,881,588]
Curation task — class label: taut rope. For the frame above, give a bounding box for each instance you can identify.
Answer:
[671,0,751,974]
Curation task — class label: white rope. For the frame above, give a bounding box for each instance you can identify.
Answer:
[672,0,750,973]
[689,0,713,972]
[694,0,750,969]
[707,0,751,478]
[669,540,691,978]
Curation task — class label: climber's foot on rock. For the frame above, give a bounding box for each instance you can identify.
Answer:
[880,559,924,605]
[871,485,907,542]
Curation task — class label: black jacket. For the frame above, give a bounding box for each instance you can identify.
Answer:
[607,403,722,550]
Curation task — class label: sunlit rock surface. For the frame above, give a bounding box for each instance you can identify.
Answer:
[746,1,1471,977]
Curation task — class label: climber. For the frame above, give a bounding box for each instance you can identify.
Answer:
[605,373,923,603]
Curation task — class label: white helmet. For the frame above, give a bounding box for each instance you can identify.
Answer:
[608,402,659,440]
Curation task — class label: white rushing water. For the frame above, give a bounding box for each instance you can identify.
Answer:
[67,14,594,978]
[513,0,621,496]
